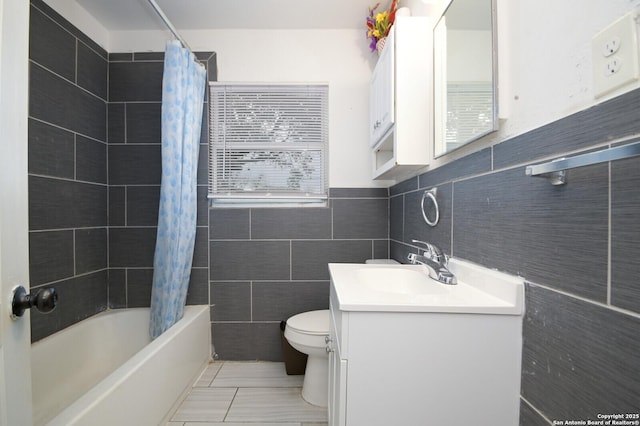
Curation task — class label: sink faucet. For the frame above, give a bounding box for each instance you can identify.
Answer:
[407,240,457,285]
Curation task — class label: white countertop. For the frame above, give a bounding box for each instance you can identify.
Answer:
[328,258,525,315]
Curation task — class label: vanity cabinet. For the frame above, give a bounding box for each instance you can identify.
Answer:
[327,263,523,426]
[370,16,432,180]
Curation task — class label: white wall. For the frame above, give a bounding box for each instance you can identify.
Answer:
[45,0,640,183]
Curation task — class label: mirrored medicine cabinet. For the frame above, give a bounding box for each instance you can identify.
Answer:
[433,0,498,157]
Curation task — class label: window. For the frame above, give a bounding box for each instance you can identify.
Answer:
[208,83,328,207]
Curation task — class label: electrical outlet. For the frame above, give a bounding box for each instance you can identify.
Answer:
[592,10,640,98]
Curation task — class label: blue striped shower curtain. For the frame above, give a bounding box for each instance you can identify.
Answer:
[149,40,206,338]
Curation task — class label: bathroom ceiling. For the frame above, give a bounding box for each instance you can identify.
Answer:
[74,0,380,31]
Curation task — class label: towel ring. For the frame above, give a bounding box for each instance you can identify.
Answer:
[421,188,439,227]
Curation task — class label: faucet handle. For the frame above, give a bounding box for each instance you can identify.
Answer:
[411,239,445,263]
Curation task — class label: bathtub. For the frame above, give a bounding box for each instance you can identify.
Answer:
[31,305,211,426]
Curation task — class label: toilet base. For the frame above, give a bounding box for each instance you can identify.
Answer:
[301,354,328,407]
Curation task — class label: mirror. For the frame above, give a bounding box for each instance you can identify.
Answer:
[433,0,497,156]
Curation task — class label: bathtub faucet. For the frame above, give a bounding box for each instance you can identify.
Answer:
[407,240,457,285]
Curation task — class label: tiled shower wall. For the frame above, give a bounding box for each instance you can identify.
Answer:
[389,89,640,424]
[28,0,108,341]
[27,0,390,361]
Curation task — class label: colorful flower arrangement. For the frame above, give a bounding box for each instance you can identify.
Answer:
[366,0,398,52]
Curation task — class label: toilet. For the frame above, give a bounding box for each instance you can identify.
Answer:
[284,259,399,407]
[284,309,330,407]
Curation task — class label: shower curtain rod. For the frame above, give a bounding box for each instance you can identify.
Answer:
[147,0,193,52]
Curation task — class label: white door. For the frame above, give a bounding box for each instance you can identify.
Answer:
[0,0,33,424]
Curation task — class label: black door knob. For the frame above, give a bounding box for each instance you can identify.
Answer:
[11,285,58,319]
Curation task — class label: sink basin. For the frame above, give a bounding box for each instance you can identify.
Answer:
[328,259,524,315]
[356,267,447,295]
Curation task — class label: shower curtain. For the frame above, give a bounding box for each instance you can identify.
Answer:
[149,40,206,338]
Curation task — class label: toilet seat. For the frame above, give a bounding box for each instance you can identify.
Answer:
[286,310,329,335]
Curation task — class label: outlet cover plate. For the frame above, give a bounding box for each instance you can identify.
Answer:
[593,10,640,98]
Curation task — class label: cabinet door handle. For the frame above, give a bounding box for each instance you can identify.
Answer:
[326,345,334,353]
[325,336,333,344]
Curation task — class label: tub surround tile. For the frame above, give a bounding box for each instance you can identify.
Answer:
[29,62,106,142]
[109,61,164,102]
[186,268,209,305]
[108,268,126,308]
[126,102,162,143]
[28,119,75,179]
[29,5,76,82]
[108,187,126,226]
[75,135,107,184]
[126,268,154,308]
[108,144,161,185]
[29,230,74,285]
[329,187,388,198]
[126,186,160,226]
[209,209,250,240]
[74,228,107,274]
[522,284,640,420]
[108,227,157,267]
[107,103,125,142]
[30,270,108,342]
[77,41,108,100]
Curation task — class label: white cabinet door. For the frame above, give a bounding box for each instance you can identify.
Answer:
[369,33,394,147]
[0,0,33,424]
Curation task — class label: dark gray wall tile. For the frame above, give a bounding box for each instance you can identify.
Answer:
[252,281,329,321]
[494,88,640,169]
[611,155,640,314]
[519,400,550,426]
[197,144,208,185]
[109,52,132,62]
[419,147,492,188]
[29,176,107,230]
[29,230,74,285]
[210,208,250,239]
[192,227,209,268]
[126,103,161,143]
[210,241,290,281]
[126,268,153,307]
[522,284,640,419]
[403,184,452,254]
[186,268,209,305]
[134,52,164,61]
[29,62,106,141]
[211,282,251,321]
[108,144,161,185]
[390,175,418,196]
[126,186,160,226]
[29,5,76,82]
[75,228,107,274]
[373,239,389,259]
[251,208,331,239]
[108,187,126,226]
[109,227,157,267]
[30,270,108,342]
[213,322,282,361]
[291,240,373,280]
[390,194,404,241]
[28,119,75,179]
[108,268,127,308]
[452,166,608,301]
[76,136,107,184]
[109,61,164,102]
[77,41,107,100]
[329,188,388,198]
[332,198,388,239]
[197,185,208,227]
[108,103,125,143]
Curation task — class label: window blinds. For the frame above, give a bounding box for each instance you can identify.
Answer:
[208,83,328,206]
[445,82,493,151]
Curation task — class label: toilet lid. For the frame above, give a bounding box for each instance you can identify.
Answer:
[287,310,329,335]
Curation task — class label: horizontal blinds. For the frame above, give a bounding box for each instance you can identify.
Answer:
[209,84,328,203]
[445,82,493,149]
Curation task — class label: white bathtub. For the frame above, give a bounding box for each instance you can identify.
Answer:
[31,305,211,426]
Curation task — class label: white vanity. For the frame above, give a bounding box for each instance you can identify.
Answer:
[327,259,525,426]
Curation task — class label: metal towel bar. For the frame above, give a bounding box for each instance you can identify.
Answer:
[525,140,640,185]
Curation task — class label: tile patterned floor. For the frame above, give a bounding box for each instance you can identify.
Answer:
[166,361,328,426]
